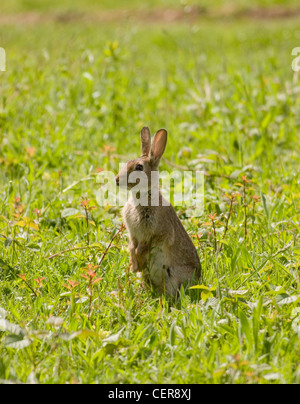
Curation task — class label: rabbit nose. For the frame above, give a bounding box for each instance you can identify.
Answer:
[115,176,120,186]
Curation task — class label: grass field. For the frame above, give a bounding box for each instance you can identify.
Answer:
[0,0,300,384]
[1,0,300,13]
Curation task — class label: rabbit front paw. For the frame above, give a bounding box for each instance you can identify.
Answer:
[135,243,150,271]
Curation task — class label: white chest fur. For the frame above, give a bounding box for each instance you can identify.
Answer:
[123,197,170,286]
[123,197,155,243]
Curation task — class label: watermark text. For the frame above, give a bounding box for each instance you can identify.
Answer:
[95,166,204,217]
[0,47,6,72]
[292,47,300,72]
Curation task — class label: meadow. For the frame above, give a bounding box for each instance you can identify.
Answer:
[0,0,300,384]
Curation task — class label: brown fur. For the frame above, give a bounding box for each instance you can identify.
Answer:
[116,127,201,295]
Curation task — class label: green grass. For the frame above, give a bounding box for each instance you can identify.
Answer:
[1,0,300,14]
[0,6,300,384]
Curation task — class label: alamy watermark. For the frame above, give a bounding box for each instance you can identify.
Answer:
[95,166,204,217]
[292,47,300,72]
[0,47,6,72]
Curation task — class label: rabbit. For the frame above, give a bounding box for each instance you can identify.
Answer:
[115,127,201,295]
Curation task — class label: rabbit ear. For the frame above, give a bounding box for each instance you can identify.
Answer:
[150,129,167,168]
[141,127,151,157]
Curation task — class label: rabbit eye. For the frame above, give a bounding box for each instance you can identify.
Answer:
[135,164,143,171]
